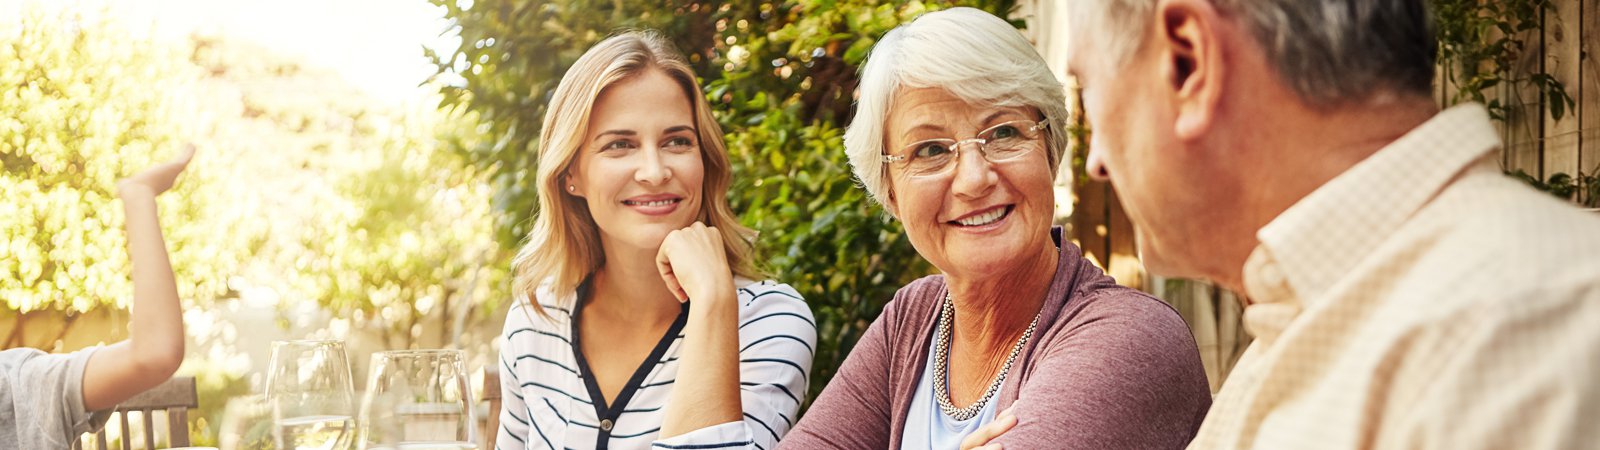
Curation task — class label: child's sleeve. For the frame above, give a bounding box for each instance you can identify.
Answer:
[2,347,115,447]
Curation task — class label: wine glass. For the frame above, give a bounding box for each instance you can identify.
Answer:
[218,395,273,450]
[358,349,478,450]
[266,339,356,450]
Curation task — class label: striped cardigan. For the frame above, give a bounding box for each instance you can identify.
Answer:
[497,278,816,450]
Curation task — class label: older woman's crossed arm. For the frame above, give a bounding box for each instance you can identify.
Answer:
[964,292,1212,450]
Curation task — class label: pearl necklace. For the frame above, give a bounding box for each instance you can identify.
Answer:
[932,291,1040,421]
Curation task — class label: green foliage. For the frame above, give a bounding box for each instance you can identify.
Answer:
[179,34,512,351]
[2,6,511,441]
[0,7,235,339]
[1432,0,1591,206]
[432,0,1018,404]
[1508,169,1600,207]
[316,106,509,350]
[0,3,512,444]
[1432,0,1575,122]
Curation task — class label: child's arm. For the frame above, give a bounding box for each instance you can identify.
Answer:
[81,146,194,411]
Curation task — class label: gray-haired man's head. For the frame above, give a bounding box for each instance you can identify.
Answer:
[1067,0,1435,107]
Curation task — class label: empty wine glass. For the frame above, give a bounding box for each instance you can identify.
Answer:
[266,339,356,450]
[358,349,477,450]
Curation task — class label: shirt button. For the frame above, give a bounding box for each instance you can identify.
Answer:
[600,419,614,431]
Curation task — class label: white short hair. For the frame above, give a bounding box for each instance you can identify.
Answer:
[1066,0,1435,107]
[845,7,1070,210]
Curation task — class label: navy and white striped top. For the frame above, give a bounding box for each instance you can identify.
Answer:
[497,278,816,450]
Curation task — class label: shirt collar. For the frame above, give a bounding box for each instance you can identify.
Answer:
[1244,104,1502,305]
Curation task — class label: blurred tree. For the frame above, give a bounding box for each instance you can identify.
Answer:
[431,0,1020,404]
[1,4,511,444]
[183,34,510,352]
[317,106,508,351]
[178,33,511,446]
[0,7,237,349]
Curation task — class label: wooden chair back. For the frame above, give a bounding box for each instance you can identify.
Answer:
[483,369,501,450]
[78,376,198,450]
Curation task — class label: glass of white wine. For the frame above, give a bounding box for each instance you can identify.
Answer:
[358,349,478,450]
[266,339,356,450]
[218,395,273,450]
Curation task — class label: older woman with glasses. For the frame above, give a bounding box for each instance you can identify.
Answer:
[781,8,1210,450]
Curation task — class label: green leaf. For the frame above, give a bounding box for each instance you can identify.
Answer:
[842,38,876,65]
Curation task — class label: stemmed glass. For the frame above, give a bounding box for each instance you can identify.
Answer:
[266,339,357,450]
[218,395,272,450]
[358,349,478,450]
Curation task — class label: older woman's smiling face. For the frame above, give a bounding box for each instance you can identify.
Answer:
[884,87,1056,278]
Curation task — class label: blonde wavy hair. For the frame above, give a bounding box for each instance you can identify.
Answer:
[513,30,761,319]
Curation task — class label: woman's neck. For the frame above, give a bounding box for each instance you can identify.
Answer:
[945,241,1058,355]
[586,240,683,325]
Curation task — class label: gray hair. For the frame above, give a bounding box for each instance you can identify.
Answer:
[845,7,1070,210]
[1066,0,1436,107]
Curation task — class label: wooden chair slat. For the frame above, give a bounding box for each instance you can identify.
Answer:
[484,369,501,450]
[78,376,198,450]
[141,410,156,449]
[168,407,190,447]
[484,370,501,400]
[118,410,131,450]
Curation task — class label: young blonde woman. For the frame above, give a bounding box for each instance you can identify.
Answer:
[496,31,816,450]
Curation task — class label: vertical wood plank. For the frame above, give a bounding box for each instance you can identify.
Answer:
[141,411,156,450]
[1545,0,1584,182]
[1106,186,1143,290]
[1507,8,1548,177]
[1071,180,1111,270]
[118,412,131,450]
[484,369,502,450]
[1582,0,1600,184]
[169,408,190,447]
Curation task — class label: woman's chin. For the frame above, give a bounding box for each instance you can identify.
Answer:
[936,241,1028,275]
[932,222,1051,278]
[603,226,674,254]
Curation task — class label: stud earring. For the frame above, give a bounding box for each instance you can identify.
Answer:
[567,185,576,193]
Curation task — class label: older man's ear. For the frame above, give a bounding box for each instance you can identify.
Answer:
[1157,0,1225,142]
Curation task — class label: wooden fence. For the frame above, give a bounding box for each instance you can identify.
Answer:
[1484,0,1600,187]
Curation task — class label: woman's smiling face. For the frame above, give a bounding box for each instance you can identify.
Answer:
[567,68,706,253]
[883,86,1056,279]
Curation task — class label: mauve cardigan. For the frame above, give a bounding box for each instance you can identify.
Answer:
[780,227,1211,449]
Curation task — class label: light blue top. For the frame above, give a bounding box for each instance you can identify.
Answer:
[899,334,999,450]
[1,346,113,449]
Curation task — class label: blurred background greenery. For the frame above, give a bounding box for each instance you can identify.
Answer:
[1,2,510,444]
[4,0,1594,446]
[0,0,1021,445]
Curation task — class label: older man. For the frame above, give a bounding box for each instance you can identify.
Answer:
[1064,1,1600,449]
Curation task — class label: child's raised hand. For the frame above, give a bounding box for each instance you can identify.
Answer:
[86,144,194,411]
[118,144,195,197]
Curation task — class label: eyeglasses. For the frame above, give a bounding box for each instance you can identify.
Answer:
[882,119,1048,178]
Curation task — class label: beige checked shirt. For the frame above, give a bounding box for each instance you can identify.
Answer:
[1189,104,1600,450]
